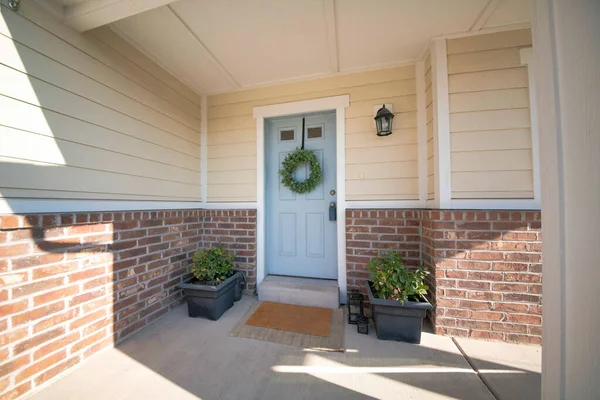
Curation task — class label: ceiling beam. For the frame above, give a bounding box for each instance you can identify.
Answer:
[167,5,240,90]
[323,0,339,73]
[470,0,502,32]
[38,0,182,32]
[32,0,65,20]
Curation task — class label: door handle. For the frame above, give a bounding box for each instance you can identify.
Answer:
[329,202,337,221]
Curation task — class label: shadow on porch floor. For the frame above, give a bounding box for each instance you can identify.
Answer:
[28,297,540,400]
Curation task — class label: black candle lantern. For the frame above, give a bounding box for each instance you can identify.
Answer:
[347,288,364,325]
[356,315,369,335]
[374,104,395,136]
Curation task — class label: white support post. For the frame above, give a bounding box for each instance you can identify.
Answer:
[416,61,428,206]
[335,106,347,303]
[431,38,452,209]
[532,0,600,398]
[255,116,266,286]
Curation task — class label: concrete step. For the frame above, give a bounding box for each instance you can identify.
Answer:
[258,275,340,309]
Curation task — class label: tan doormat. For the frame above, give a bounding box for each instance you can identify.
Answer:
[247,302,332,336]
[230,302,345,352]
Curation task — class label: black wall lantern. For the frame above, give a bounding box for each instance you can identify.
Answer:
[374,104,395,136]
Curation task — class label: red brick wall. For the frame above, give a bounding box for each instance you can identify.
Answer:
[345,210,421,294]
[346,209,542,345]
[423,210,542,344]
[202,210,257,294]
[0,208,256,400]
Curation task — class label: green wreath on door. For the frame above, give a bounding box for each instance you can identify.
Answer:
[279,148,323,194]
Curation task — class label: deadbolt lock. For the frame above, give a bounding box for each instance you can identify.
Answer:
[329,189,336,195]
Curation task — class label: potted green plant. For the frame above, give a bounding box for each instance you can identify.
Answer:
[178,247,242,320]
[366,251,432,343]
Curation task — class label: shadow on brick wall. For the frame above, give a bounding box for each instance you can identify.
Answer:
[0,208,256,398]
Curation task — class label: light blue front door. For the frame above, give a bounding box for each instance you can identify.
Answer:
[265,113,337,279]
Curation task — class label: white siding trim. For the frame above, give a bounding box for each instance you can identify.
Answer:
[335,106,347,303]
[253,95,350,119]
[520,47,542,205]
[0,199,203,214]
[255,117,266,285]
[450,199,540,210]
[416,61,428,205]
[431,38,452,209]
[346,200,423,209]
[204,202,257,210]
[253,95,350,301]
[201,95,208,205]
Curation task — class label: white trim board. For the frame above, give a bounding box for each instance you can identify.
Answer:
[253,95,350,303]
[346,200,423,209]
[346,199,541,211]
[449,199,541,211]
[431,38,452,209]
[520,47,542,206]
[204,202,257,210]
[416,60,428,205]
[253,95,350,118]
[0,199,203,214]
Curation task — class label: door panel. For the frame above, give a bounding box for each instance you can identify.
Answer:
[266,113,337,279]
[279,213,296,256]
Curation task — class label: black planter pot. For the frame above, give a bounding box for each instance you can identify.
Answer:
[178,272,241,321]
[366,281,433,344]
[233,270,247,302]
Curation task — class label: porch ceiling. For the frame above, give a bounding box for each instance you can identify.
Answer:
[105,0,530,95]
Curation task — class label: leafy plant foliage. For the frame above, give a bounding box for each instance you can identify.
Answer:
[279,148,323,194]
[191,247,235,285]
[368,251,429,304]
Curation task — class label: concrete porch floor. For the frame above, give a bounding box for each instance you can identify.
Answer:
[29,297,541,400]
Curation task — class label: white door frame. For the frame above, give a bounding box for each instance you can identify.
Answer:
[253,95,350,302]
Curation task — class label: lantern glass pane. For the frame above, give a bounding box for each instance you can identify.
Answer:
[376,117,383,134]
[381,118,389,132]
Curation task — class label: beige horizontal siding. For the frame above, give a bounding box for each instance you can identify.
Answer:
[0,96,199,171]
[0,126,200,185]
[207,65,418,202]
[447,29,534,199]
[346,128,416,149]
[0,188,194,201]
[449,68,528,93]
[0,156,200,200]
[449,88,529,113]
[451,129,532,152]
[0,2,201,202]
[209,67,414,107]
